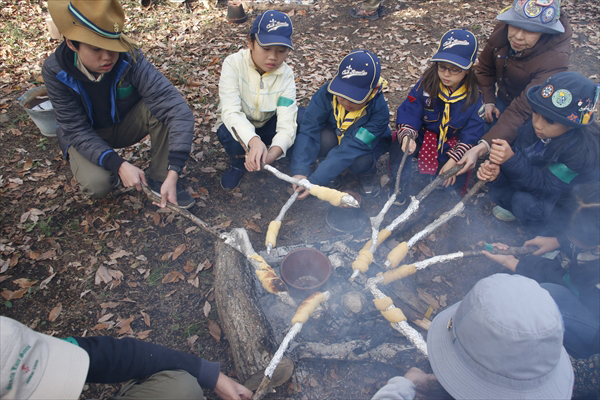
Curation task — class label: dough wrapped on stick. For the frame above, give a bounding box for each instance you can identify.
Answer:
[386,242,408,268]
[381,264,417,285]
[292,292,328,324]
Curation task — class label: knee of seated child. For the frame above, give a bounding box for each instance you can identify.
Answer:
[511,191,551,221]
[79,173,115,198]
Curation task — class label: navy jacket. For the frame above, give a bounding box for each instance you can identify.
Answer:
[42,43,193,170]
[291,84,392,185]
[495,121,599,202]
[73,336,220,389]
[396,79,485,162]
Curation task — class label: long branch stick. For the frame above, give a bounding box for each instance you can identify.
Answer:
[230,126,359,208]
[376,245,537,285]
[385,180,486,269]
[266,191,299,254]
[364,279,428,356]
[253,291,331,400]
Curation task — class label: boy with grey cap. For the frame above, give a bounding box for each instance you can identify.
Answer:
[372,273,574,399]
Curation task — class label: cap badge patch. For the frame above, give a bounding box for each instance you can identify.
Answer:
[541,84,554,98]
[514,0,528,11]
[442,37,470,49]
[266,19,289,32]
[114,23,120,33]
[567,113,578,122]
[535,0,553,5]
[552,89,572,108]
[524,0,543,17]
[540,6,555,23]
[341,65,368,79]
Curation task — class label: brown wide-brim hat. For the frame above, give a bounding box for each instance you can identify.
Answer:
[48,0,136,53]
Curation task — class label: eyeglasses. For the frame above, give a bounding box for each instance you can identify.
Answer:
[437,63,464,75]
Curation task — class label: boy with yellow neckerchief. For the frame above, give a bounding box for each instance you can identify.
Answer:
[291,50,391,198]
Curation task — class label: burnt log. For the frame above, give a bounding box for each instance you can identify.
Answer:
[214,240,280,385]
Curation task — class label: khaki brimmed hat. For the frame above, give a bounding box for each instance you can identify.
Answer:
[427,273,574,399]
[0,316,90,400]
[48,0,137,53]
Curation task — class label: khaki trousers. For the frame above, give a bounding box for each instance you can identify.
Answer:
[361,0,381,11]
[67,100,170,198]
[109,370,204,400]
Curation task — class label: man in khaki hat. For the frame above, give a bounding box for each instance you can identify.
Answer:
[43,0,195,208]
[0,316,253,399]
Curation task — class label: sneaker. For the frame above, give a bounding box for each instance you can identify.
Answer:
[220,165,245,190]
[358,174,380,198]
[492,206,516,222]
[147,178,195,209]
[349,7,380,20]
[388,186,407,206]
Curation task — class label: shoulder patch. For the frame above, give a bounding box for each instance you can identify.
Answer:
[277,96,294,107]
[548,162,578,184]
[117,84,133,99]
[355,127,376,147]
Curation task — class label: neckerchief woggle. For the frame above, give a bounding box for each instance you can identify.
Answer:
[332,77,387,144]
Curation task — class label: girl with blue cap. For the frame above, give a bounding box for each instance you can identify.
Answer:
[389,29,485,204]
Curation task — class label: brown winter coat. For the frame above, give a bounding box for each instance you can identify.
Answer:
[476,13,572,144]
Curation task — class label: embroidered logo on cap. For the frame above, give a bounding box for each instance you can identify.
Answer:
[540,6,555,23]
[524,0,543,17]
[266,19,289,32]
[552,89,572,108]
[442,37,470,49]
[341,65,368,79]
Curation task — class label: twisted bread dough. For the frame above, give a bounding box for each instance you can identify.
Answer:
[373,297,393,311]
[265,221,282,247]
[309,185,348,207]
[387,242,408,268]
[381,307,407,324]
[292,292,327,324]
[351,248,374,273]
[382,264,417,285]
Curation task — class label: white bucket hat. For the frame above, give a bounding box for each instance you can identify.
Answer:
[427,273,574,399]
[0,316,90,399]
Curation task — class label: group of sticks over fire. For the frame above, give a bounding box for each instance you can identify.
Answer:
[143,136,535,400]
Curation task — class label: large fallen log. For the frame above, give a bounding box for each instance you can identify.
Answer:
[214,240,287,385]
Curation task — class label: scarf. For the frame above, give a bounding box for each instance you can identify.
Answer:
[437,82,467,151]
[332,77,387,144]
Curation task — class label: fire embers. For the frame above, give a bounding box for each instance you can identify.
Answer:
[341,291,367,317]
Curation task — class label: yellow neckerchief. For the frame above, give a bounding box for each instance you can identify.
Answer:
[437,82,467,151]
[332,78,387,144]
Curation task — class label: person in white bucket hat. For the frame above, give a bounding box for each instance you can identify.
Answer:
[0,316,252,399]
[372,273,574,399]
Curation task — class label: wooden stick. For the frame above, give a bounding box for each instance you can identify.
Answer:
[377,245,538,285]
[364,279,427,356]
[230,127,359,208]
[253,291,331,400]
[385,180,486,269]
[266,191,298,254]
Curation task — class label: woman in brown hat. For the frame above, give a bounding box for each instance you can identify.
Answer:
[42,0,195,208]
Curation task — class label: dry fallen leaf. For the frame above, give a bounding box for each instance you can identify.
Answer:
[203,301,211,317]
[140,310,151,327]
[98,313,114,323]
[417,242,434,257]
[39,273,57,289]
[92,323,110,331]
[172,244,186,260]
[162,270,185,284]
[1,288,27,300]
[183,260,195,274]
[245,220,262,233]
[116,315,134,335]
[48,303,62,322]
[100,301,120,309]
[208,320,221,342]
[137,330,152,340]
[14,278,37,289]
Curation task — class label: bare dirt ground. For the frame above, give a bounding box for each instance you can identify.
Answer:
[0,0,598,398]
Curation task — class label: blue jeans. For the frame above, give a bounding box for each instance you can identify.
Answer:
[319,127,385,176]
[217,107,305,169]
[483,97,508,134]
[541,283,600,359]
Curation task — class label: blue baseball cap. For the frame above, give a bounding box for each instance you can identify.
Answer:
[527,71,599,127]
[497,0,564,35]
[430,29,478,69]
[328,50,381,104]
[250,10,294,50]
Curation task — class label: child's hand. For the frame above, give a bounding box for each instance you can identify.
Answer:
[489,139,514,164]
[484,104,501,123]
[457,142,487,175]
[264,146,283,165]
[118,161,147,192]
[482,243,519,271]
[524,236,560,255]
[401,135,417,154]
[439,159,457,187]
[292,175,310,200]
[477,160,500,182]
[245,137,267,172]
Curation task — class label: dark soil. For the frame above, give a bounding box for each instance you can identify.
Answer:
[0,0,597,398]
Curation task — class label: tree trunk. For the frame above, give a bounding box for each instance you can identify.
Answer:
[214,240,277,384]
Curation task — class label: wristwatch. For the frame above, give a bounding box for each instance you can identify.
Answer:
[168,165,182,174]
